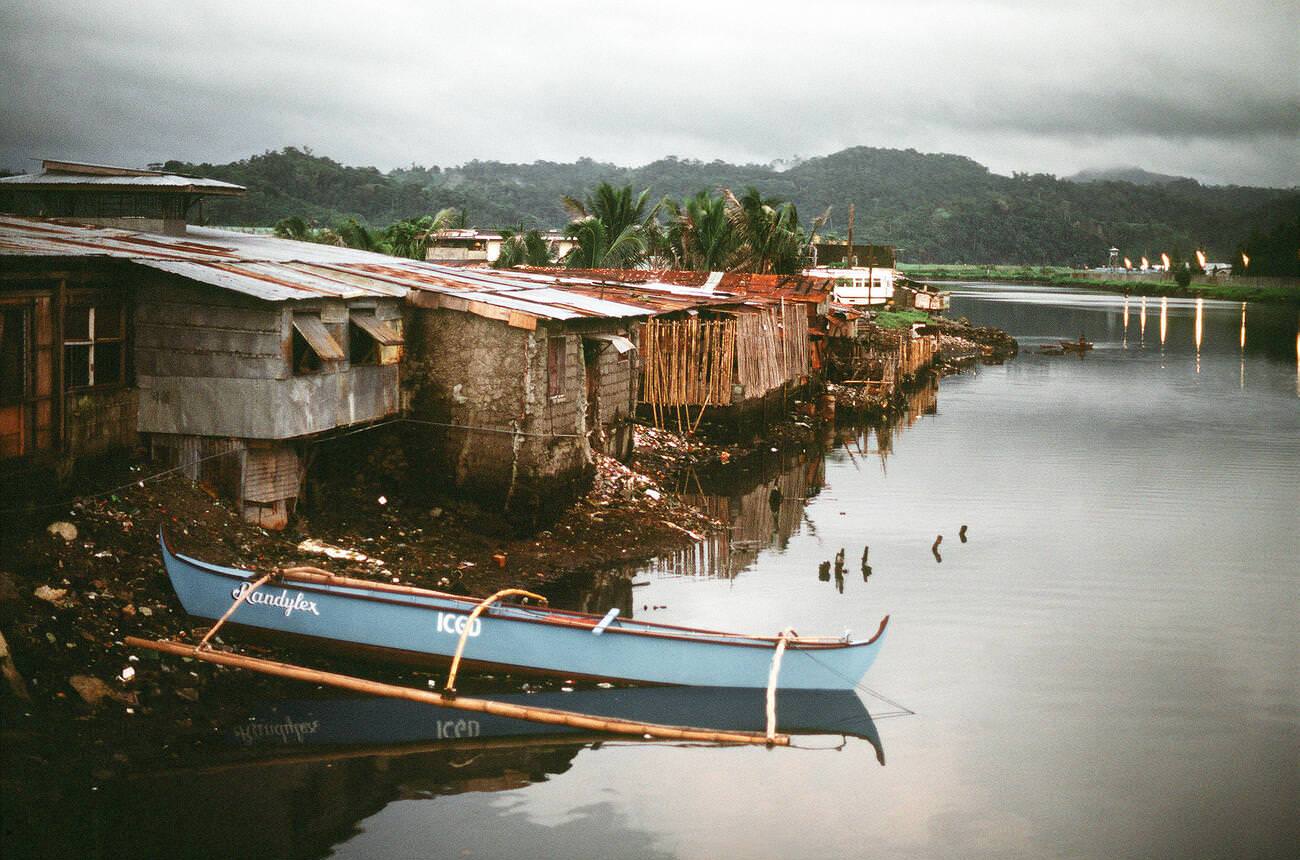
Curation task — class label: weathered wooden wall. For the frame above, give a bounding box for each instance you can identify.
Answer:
[135,276,403,439]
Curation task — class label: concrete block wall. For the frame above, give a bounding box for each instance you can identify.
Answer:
[405,309,646,530]
[403,308,535,515]
[514,325,596,527]
[589,336,637,461]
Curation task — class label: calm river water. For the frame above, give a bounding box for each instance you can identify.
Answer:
[73,284,1300,859]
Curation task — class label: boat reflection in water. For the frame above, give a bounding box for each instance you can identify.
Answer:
[229,686,886,765]
[82,689,883,860]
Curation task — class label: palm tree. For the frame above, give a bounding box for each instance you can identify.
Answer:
[382,209,467,260]
[273,216,312,241]
[494,225,555,268]
[431,207,468,230]
[722,188,800,276]
[562,183,654,238]
[336,218,384,252]
[663,191,738,271]
[383,215,435,259]
[563,217,648,269]
[561,182,661,269]
[722,187,811,275]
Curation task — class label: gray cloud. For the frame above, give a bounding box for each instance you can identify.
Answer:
[1,0,1296,186]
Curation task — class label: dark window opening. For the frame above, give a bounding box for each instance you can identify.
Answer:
[64,306,90,341]
[547,336,565,396]
[292,327,323,375]
[96,342,122,384]
[63,303,125,391]
[1,307,28,403]
[348,321,378,366]
[291,313,344,376]
[65,344,91,388]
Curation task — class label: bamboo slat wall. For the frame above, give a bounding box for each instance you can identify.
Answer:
[833,328,937,387]
[899,334,935,378]
[639,304,811,409]
[734,304,809,397]
[639,317,737,407]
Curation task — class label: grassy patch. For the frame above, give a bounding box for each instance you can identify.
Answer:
[872,309,932,330]
[899,264,1072,281]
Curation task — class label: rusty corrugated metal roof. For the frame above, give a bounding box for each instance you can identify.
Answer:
[519,266,835,303]
[0,164,244,195]
[0,217,827,326]
[0,217,656,321]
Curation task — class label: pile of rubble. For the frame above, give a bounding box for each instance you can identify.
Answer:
[630,426,727,483]
[824,382,891,414]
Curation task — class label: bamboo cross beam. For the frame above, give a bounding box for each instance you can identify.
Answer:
[125,636,791,747]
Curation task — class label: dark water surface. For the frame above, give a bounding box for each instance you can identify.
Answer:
[68,285,1300,859]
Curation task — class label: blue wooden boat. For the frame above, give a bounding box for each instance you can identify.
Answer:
[229,687,885,764]
[160,531,888,690]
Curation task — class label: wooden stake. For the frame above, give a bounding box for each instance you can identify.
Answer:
[124,636,789,747]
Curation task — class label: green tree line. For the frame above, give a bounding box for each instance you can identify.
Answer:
[165,146,1298,268]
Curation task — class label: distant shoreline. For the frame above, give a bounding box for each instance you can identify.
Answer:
[900,265,1299,305]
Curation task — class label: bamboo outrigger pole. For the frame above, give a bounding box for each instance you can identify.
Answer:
[124,636,791,747]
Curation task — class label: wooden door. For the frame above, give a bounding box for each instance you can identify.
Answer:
[0,293,56,459]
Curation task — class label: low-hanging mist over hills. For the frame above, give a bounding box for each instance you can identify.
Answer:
[1064,167,1191,186]
[161,146,1298,265]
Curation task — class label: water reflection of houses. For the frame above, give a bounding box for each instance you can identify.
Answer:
[644,451,826,580]
[642,379,939,581]
[852,376,939,463]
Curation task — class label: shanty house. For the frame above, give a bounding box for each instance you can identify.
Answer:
[392,267,650,529]
[0,159,244,236]
[0,208,407,528]
[516,269,819,433]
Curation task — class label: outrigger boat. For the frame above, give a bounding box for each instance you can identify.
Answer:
[159,531,888,691]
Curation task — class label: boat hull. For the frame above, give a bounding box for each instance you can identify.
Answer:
[161,536,886,690]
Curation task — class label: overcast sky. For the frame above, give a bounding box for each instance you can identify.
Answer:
[2,0,1297,186]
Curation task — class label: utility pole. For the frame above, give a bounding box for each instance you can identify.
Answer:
[846,203,855,266]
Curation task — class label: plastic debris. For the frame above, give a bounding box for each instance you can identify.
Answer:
[297,538,381,566]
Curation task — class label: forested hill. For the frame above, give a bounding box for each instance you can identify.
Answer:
[164,146,1298,265]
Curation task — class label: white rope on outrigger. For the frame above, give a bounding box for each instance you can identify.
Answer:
[765,628,797,744]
